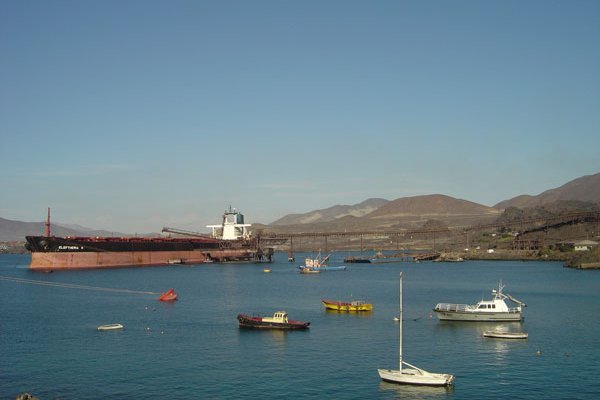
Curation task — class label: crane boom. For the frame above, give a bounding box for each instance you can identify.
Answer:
[161,227,212,238]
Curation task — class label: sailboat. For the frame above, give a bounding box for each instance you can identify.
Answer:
[378,272,454,386]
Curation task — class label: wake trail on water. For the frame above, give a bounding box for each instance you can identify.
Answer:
[0,275,161,295]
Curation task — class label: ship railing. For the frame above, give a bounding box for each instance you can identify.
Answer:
[434,303,471,312]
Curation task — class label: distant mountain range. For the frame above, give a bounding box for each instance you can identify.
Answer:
[0,217,125,242]
[263,172,600,232]
[2,172,599,241]
[494,172,600,209]
[263,194,502,233]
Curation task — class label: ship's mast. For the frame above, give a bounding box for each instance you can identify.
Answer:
[399,271,403,371]
[45,207,51,237]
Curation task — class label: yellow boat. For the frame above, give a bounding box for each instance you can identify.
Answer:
[321,299,373,312]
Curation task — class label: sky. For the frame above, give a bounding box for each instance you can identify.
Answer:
[1,0,599,233]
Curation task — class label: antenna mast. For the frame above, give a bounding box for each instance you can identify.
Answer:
[45,207,51,237]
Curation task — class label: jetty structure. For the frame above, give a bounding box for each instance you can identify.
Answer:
[25,207,273,270]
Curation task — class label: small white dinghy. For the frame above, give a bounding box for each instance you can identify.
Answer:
[483,330,528,339]
[97,323,124,331]
[378,272,454,386]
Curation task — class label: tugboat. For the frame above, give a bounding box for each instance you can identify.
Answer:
[237,311,310,330]
[433,282,526,322]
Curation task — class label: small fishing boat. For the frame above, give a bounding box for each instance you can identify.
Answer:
[322,299,373,312]
[158,288,178,302]
[483,331,528,339]
[97,323,124,331]
[298,254,346,273]
[378,272,454,386]
[237,311,310,330]
[263,268,271,273]
[433,281,526,322]
[298,265,346,273]
[298,267,321,274]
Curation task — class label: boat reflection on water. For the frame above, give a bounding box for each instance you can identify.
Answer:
[435,320,523,335]
[379,380,453,397]
[237,325,303,351]
[324,308,374,318]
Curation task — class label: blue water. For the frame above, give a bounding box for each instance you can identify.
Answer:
[1,253,599,399]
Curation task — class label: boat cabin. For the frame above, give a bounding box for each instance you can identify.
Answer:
[472,299,510,313]
[262,311,289,324]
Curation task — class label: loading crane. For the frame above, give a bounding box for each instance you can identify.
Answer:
[161,227,213,238]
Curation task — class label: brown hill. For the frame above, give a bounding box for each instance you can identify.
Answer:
[364,194,500,229]
[266,194,500,232]
[495,172,600,209]
[271,198,388,225]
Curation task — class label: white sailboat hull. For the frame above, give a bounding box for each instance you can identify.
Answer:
[378,368,454,386]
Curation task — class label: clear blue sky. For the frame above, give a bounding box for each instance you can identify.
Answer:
[1,0,599,233]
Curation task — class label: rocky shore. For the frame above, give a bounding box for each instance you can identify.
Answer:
[563,247,600,269]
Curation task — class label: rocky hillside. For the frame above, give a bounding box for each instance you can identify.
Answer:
[267,194,500,232]
[270,198,388,225]
[367,194,499,219]
[495,172,600,209]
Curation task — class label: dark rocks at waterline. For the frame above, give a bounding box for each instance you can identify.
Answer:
[16,394,40,400]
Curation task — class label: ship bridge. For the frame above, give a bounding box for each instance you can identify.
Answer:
[207,206,251,240]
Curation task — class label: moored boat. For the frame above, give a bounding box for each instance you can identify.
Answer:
[433,282,526,322]
[378,272,454,386]
[97,323,124,331]
[237,311,310,330]
[322,299,373,312]
[483,330,528,339]
[26,207,274,270]
[343,256,371,263]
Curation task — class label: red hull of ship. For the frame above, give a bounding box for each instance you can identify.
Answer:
[30,249,258,270]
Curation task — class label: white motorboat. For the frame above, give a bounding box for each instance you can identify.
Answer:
[97,323,124,331]
[433,282,526,322]
[378,272,454,386]
[483,330,528,339]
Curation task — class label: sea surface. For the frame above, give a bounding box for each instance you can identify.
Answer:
[1,253,599,399]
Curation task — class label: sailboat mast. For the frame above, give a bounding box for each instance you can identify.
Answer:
[399,271,403,371]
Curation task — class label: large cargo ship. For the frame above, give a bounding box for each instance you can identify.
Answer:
[25,207,273,271]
